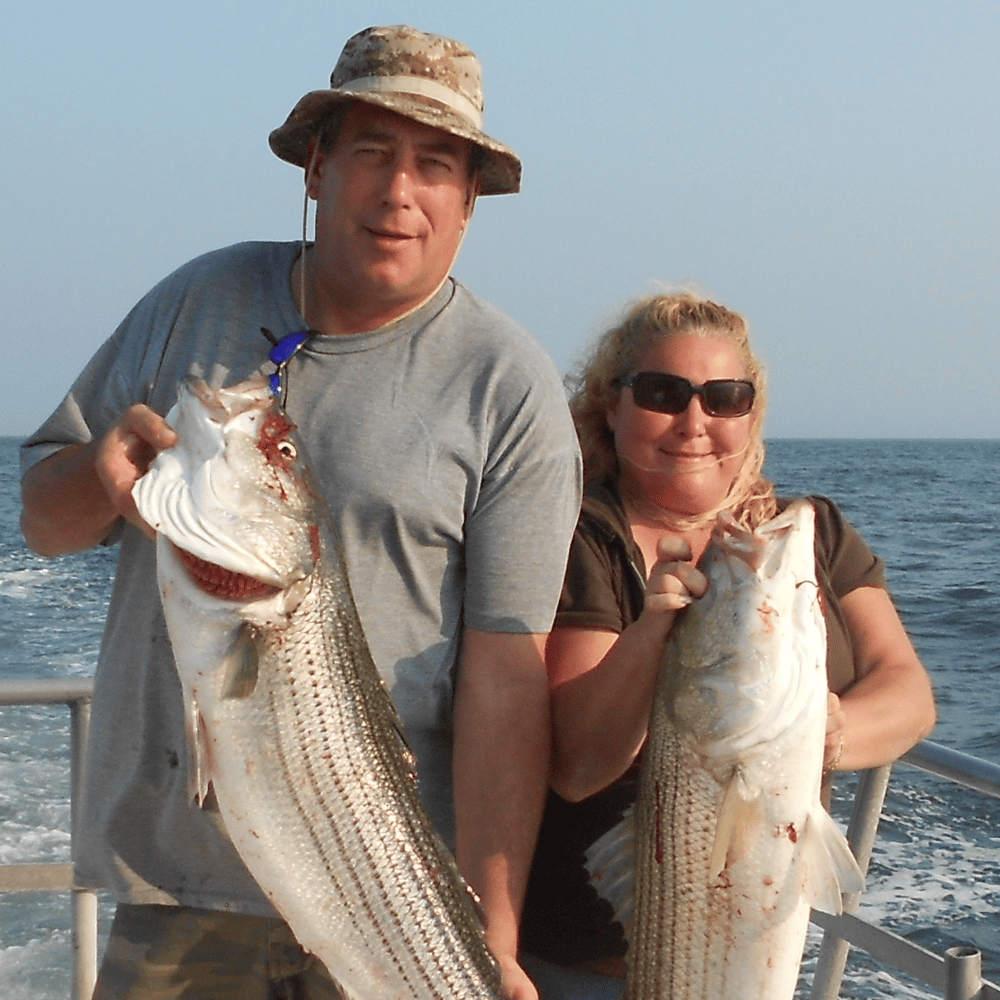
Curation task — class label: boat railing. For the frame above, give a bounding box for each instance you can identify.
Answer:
[2,676,999,1000]
[0,679,97,1000]
[810,744,1000,1000]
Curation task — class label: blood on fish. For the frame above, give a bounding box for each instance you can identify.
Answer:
[258,410,298,468]
[654,781,665,865]
[757,601,778,633]
[255,411,302,502]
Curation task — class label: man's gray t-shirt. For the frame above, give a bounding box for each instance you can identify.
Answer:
[21,241,581,916]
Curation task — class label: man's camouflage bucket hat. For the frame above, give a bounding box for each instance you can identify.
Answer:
[269,25,522,196]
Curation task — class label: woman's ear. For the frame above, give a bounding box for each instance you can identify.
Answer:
[606,392,623,434]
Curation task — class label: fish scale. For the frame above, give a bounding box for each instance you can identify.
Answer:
[134,378,503,1000]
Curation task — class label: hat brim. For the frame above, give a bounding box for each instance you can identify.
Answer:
[268,90,521,196]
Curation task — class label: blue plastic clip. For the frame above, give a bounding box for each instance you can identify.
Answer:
[267,330,311,398]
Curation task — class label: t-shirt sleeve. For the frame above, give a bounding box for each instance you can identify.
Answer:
[554,519,633,634]
[811,494,887,596]
[810,494,888,693]
[20,307,154,477]
[461,367,582,636]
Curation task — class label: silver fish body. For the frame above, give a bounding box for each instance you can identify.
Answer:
[133,378,502,1000]
[588,501,863,1000]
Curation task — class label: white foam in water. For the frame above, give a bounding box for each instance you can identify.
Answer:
[0,825,70,867]
[0,566,55,601]
[0,931,73,1000]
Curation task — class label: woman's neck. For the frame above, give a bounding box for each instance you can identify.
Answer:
[622,491,715,567]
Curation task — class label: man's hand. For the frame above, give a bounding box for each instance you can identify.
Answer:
[496,952,538,1000]
[93,405,177,539]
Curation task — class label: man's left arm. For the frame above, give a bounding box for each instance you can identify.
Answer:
[452,628,549,1000]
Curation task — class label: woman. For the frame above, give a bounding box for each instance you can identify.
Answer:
[518,293,935,995]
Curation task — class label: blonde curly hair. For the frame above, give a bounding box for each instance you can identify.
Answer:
[567,292,778,531]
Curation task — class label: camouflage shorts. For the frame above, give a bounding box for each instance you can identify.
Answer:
[92,904,345,1000]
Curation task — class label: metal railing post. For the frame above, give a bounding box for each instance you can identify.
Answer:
[809,764,893,1000]
[946,946,983,1000]
[70,694,98,1000]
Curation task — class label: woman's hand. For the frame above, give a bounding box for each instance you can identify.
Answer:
[639,535,709,638]
[824,691,846,771]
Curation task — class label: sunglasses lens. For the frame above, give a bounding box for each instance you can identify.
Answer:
[630,373,690,413]
[703,381,755,417]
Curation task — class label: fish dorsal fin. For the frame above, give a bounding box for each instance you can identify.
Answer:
[710,766,763,879]
[800,806,866,915]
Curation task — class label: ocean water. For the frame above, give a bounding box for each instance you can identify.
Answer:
[1,436,998,999]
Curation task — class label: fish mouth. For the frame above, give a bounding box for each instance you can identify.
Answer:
[171,542,281,601]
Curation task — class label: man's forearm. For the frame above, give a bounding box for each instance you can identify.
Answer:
[452,629,550,995]
[21,442,120,556]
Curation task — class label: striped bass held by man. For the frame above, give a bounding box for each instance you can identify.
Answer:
[133,377,504,1000]
[587,500,865,1000]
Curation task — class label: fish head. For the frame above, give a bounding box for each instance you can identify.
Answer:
[665,500,827,761]
[133,377,321,600]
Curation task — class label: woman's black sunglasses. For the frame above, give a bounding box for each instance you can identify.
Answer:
[619,372,755,418]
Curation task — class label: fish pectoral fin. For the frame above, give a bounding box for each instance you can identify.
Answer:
[185,693,213,807]
[220,625,260,699]
[710,768,762,878]
[801,806,866,915]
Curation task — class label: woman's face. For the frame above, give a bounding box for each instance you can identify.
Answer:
[607,333,754,517]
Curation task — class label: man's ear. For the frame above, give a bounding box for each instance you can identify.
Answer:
[462,176,480,227]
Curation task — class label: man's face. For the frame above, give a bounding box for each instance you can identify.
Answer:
[307,102,478,330]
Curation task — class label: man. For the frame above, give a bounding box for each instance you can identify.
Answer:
[21,25,581,1000]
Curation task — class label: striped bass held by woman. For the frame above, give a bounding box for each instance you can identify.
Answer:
[588,500,864,1000]
[132,377,503,1000]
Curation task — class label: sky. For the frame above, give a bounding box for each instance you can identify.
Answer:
[3,0,998,439]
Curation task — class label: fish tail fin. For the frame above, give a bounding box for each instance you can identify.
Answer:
[710,767,762,878]
[801,806,865,915]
